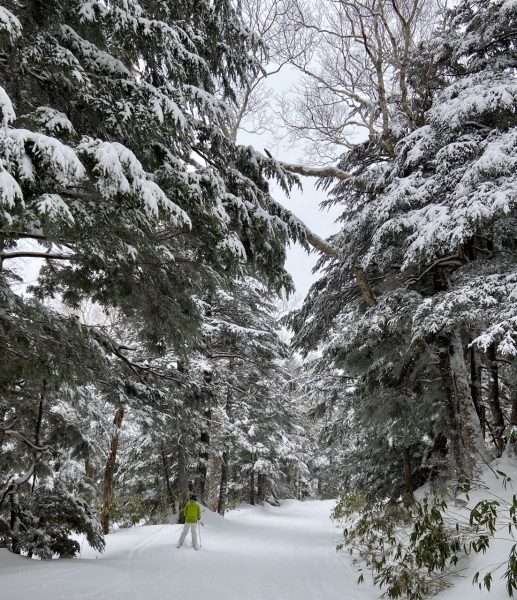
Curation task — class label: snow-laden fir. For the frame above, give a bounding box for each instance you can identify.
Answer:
[1,0,517,599]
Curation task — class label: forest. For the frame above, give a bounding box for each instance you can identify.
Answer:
[0,1,516,598]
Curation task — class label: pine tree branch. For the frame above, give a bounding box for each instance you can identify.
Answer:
[305,230,340,259]
[0,463,36,509]
[277,161,352,181]
[0,251,73,261]
[353,266,378,307]
[4,430,48,452]
[109,345,184,386]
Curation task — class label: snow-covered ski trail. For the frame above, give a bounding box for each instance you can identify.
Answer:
[0,500,379,600]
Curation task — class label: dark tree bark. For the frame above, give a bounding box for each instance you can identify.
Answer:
[161,444,175,508]
[437,336,467,483]
[197,407,211,504]
[294,466,301,500]
[436,332,490,486]
[511,391,517,428]
[508,389,517,455]
[217,380,234,517]
[196,371,214,505]
[0,397,7,450]
[9,492,21,554]
[101,407,124,535]
[249,459,256,506]
[217,449,230,516]
[470,344,485,438]
[85,458,96,479]
[428,432,448,481]
[487,343,505,456]
[403,447,415,503]
[317,475,323,498]
[257,473,267,504]
[31,379,46,495]
[176,429,189,524]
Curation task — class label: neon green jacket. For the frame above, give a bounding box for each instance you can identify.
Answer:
[184,500,201,523]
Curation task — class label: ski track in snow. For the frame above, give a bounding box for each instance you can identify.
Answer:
[0,500,379,600]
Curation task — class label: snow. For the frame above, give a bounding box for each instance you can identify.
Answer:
[77,137,191,226]
[1,128,86,187]
[435,456,517,600]
[34,107,76,135]
[0,500,377,600]
[0,7,22,43]
[0,169,23,211]
[36,193,75,225]
[0,85,15,125]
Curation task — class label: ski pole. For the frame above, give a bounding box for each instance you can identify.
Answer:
[198,521,202,548]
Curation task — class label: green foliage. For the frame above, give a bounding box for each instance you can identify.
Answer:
[16,483,105,559]
[339,494,460,599]
[0,0,307,558]
[337,487,517,599]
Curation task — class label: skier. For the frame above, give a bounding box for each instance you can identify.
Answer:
[176,495,202,550]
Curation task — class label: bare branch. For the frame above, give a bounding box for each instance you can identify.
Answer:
[0,251,73,261]
[4,430,49,452]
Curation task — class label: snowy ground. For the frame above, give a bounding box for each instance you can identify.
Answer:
[435,456,517,600]
[0,499,379,600]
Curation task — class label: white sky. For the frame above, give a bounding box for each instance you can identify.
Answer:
[237,68,342,301]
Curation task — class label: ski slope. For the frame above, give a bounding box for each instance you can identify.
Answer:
[0,499,379,600]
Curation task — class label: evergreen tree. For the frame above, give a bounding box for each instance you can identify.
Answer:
[291,0,517,496]
[0,1,308,556]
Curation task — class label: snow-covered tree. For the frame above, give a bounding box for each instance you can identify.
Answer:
[291,0,517,496]
[0,0,312,555]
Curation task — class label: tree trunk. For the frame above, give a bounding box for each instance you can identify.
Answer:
[31,379,46,496]
[403,447,415,504]
[197,407,211,504]
[206,452,222,511]
[511,390,517,429]
[0,397,7,450]
[9,492,21,554]
[507,388,517,456]
[160,444,175,508]
[217,380,234,517]
[487,343,505,456]
[437,332,491,486]
[294,466,301,500]
[249,462,256,506]
[428,432,448,481]
[353,266,377,307]
[85,458,96,479]
[470,344,485,438]
[101,407,124,535]
[217,449,230,516]
[176,429,189,524]
[437,336,466,482]
[257,473,266,504]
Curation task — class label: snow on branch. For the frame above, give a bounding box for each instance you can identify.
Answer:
[0,7,22,44]
[0,251,73,261]
[4,430,49,452]
[274,159,352,182]
[0,86,15,125]
[78,138,191,226]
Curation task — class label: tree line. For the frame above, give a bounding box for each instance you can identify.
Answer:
[0,0,316,558]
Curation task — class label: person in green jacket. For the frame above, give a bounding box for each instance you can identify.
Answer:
[176,495,202,550]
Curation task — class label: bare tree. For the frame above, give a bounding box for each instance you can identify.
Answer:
[224,0,297,141]
[276,0,439,163]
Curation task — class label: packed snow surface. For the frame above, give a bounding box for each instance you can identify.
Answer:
[0,499,378,600]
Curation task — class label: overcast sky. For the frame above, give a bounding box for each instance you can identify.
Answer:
[237,66,342,302]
